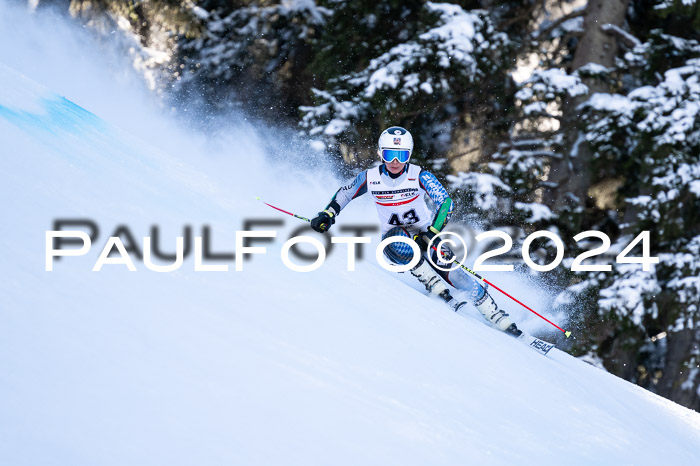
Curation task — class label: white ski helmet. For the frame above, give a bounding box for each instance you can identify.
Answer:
[378,126,414,163]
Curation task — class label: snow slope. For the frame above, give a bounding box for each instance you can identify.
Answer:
[2,4,700,465]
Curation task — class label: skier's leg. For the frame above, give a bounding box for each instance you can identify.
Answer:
[409,256,452,298]
[382,227,458,306]
[430,246,522,337]
[472,291,522,336]
[382,228,522,335]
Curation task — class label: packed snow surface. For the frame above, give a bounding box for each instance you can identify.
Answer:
[1,4,700,465]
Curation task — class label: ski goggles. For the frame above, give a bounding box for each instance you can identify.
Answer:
[381,149,411,163]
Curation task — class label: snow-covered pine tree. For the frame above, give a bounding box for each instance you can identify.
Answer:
[37,0,204,92]
[445,1,588,271]
[448,3,699,414]
[174,0,331,119]
[299,1,514,176]
[570,30,700,409]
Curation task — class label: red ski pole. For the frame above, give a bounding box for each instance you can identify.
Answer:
[432,245,571,338]
[256,197,311,223]
[258,197,571,338]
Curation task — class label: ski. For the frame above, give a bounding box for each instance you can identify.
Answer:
[516,332,556,356]
[443,295,557,356]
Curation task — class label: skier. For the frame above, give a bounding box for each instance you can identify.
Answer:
[310,126,522,337]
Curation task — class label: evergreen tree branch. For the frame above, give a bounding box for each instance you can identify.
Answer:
[531,8,586,41]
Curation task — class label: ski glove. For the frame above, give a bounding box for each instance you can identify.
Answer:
[413,226,439,252]
[310,210,335,233]
[413,226,455,262]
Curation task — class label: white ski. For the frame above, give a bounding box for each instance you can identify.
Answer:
[441,293,557,356]
[517,332,556,356]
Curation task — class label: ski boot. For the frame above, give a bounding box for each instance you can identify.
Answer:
[410,257,446,294]
[410,258,468,312]
[474,292,522,337]
[439,289,468,313]
[504,323,523,338]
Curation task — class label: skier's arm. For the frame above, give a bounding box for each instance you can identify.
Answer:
[412,170,454,251]
[310,170,368,233]
[325,170,368,216]
[418,170,453,232]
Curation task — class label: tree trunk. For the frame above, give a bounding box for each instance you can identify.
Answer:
[546,0,629,226]
[656,329,700,412]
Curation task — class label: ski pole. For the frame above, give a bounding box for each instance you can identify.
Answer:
[256,197,312,223]
[431,244,571,338]
[258,198,571,338]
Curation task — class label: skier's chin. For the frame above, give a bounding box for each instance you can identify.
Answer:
[386,162,405,174]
